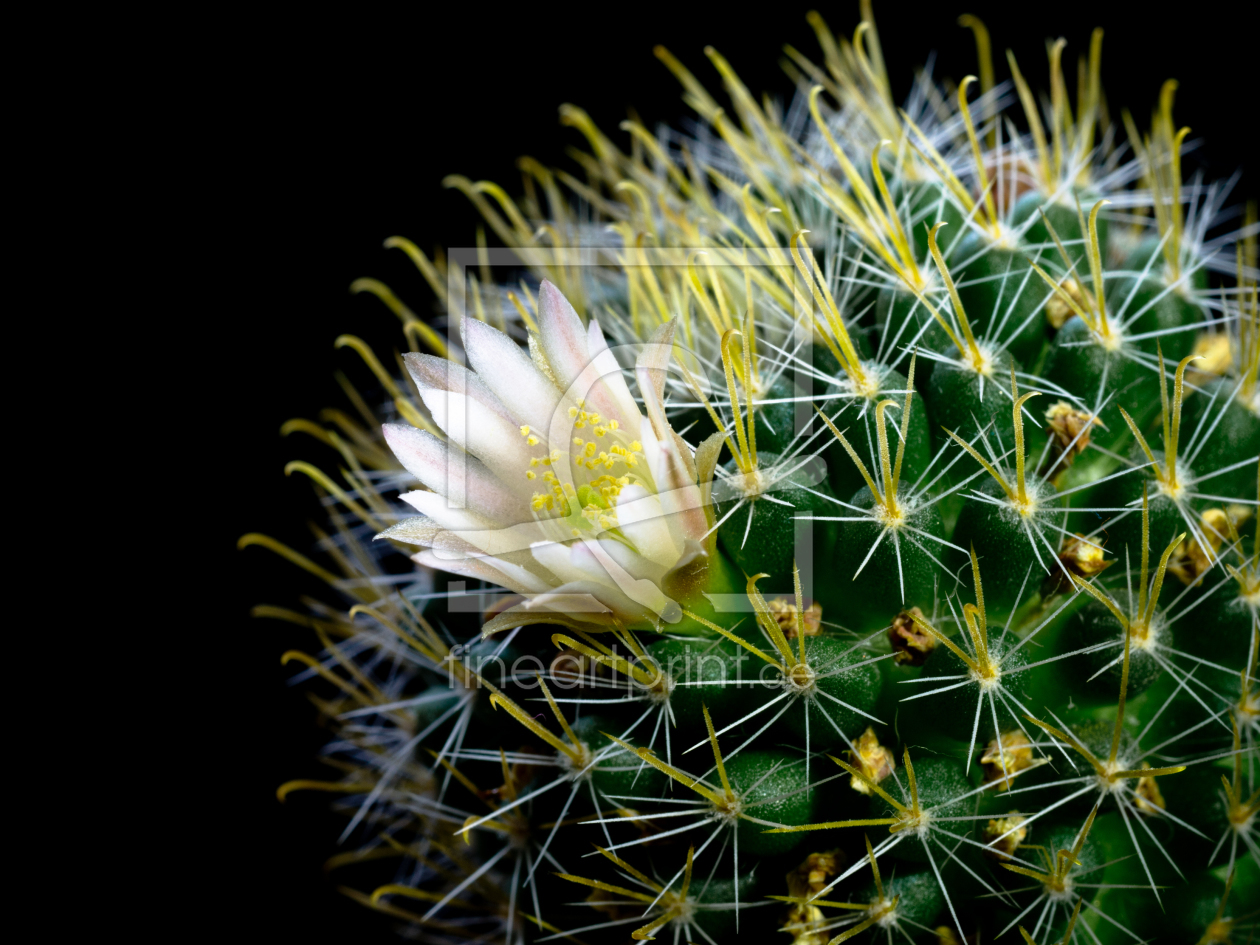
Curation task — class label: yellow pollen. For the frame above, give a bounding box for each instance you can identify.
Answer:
[525,470,536,480]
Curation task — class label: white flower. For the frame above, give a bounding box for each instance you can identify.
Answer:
[380,281,715,634]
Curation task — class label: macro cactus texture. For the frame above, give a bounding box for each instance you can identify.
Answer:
[247,4,1260,943]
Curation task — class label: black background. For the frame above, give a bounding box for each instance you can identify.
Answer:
[205,2,1255,938]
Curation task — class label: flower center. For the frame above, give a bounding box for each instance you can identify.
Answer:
[518,399,650,537]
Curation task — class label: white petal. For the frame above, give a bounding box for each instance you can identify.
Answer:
[412,550,549,596]
[634,319,677,438]
[400,490,500,532]
[416,389,536,493]
[511,581,618,616]
[530,539,678,623]
[403,490,549,559]
[570,540,680,623]
[528,540,592,588]
[403,352,513,424]
[462,316,562,432]
[537,280,591,394]
[586,318,641,427]
[613,483,682,566]
[382,424,525,523]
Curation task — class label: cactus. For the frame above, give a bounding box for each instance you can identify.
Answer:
[247,5,1260,943]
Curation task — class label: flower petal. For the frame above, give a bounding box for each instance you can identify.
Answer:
[586,317,640,426]
[400,490,500,532]
[462,316,562,433]
[403,352,513,424]
[415,389,536,495]
[412,550,550,596]
[382,424,525,523]
[572,540,681,623]
[634,318,676,442]
[537,280,591,394]
[528,539,594,588]
[613,483,682,567]
[402,490,549,559]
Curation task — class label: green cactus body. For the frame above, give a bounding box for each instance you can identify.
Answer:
[254,10,1260,944]
[953,231,1053,364]
[828,484,945,631]
[714,455,838,592]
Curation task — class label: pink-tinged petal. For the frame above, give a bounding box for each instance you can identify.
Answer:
[375,516,442,546]
[416,389,536,495]
[462,316,562,432]
[403,352,513,424]
[381,424,525,523]
[537,280,591,393]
